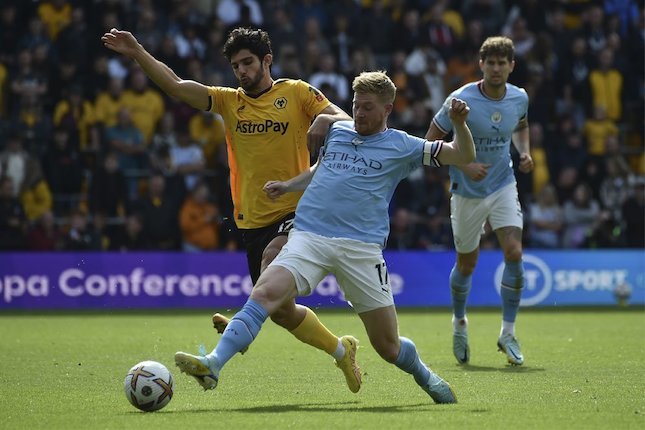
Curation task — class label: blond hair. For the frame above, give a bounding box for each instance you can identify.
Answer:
[479,36,515,62]
[351,71,396,104]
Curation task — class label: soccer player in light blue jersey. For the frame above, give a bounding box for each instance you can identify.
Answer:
[425,36,534,366]
[174,71,476,403]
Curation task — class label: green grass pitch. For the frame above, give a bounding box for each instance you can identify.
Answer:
[1,308,643,429]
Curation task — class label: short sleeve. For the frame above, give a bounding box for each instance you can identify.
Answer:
[206,86,236,114]
[296,80,332,119]
[519,88,529,122]
[432,95,454,134]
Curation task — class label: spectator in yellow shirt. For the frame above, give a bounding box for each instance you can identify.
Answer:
[53,85,99,151]
[94,77,126,129]
[589,47,623,121]
[122,70,164,145]
[188,111,226,168]
[583,106,619,157]
[529,123,550,195]
[20,159,53,222]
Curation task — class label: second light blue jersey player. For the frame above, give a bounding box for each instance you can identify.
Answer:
[425,36,534,368]
[294,120,443,247]
[433,81,528,198]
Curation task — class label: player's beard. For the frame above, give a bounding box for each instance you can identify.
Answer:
[485,73,507,90]
[240,67,266,93]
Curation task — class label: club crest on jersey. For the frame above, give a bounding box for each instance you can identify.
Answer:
[274,97,287,109]
[491,111,502,123]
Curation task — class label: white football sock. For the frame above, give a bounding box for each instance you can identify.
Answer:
[501,321,515,337]
[452,315,468,333]
[331,338,345,361]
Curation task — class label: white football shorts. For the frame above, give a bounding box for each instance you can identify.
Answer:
[450,182,523,253]
[268,229,394,313]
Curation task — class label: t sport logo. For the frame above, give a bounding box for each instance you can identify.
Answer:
[494,254,632,306]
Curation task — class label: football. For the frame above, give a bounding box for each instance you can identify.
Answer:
[124,360,174,412]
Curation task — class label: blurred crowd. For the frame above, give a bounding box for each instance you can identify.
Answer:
[0,0,643,252]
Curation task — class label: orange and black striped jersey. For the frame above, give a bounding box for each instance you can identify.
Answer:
[206,79,331,229]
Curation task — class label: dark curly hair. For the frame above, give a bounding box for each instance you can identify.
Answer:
[222,27,273,62]
[479,36,515,62]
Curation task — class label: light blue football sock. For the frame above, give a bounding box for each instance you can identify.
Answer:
[207,299,269,369]
[394,337,432,386]
[450,266,472,319]
[500,260,525,323]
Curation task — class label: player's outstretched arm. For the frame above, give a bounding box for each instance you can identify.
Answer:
[263,162,320,200]
[101,28,209,110]
[436,98,475,166]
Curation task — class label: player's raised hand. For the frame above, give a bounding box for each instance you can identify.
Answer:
[448,98,470,124]
[101,28,140,57]
[263,180,288,200]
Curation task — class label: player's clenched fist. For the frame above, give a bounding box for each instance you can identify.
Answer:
[101,28,141,57]
[448,98,470,123]
[263,180,288,200]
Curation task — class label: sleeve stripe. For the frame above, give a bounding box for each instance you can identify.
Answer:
[432,119,449,135]
[205,95,213,111]
[423,140,443,168]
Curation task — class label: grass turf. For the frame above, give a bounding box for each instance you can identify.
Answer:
[1,308,643,429]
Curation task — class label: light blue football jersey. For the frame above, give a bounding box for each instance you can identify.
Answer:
[294,121,442,247]
[433,81,528,198]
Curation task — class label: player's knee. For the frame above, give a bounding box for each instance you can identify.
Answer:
[503,246,523,262]
[249,286,269,307]
[249,282,278,310]
[260,246,280,271]
[456,260,476,276]
[250,267,297,316]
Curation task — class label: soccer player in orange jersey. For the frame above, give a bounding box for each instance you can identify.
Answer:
[102,27,361,393]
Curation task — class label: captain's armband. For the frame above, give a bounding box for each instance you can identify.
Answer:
[423,140,443,167]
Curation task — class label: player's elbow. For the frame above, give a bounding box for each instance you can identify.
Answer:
[164,83,183,101]
[167,80,206,110]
